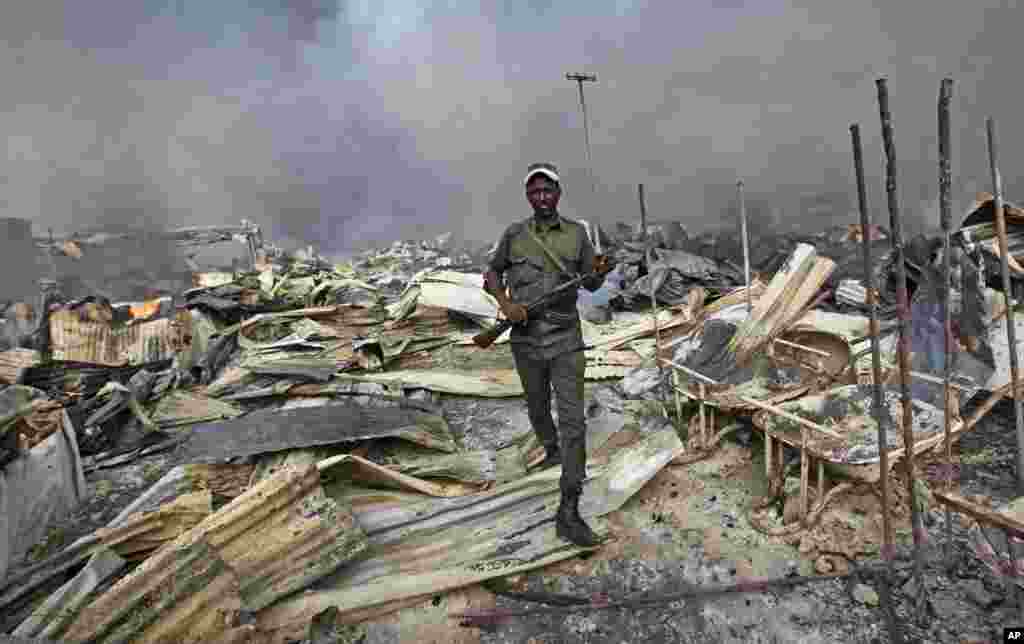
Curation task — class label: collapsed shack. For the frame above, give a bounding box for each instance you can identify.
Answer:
[0,200,1022,642]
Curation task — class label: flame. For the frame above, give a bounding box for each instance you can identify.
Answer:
[845,223,886,243]
[130,299,162,320]
[61,240,83,259]
[12,302,34,321]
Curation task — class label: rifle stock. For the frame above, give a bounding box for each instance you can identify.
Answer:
[473,273,589,349]
[473,319,513,349]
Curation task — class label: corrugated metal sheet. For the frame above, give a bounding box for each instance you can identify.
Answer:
[62,464,369,643]
[194,272,236,288]
[49,309,192,366]
[387,270,499,322]
[256,426,684,643]
[97,490,213,560]
[350,360,631,397]
[13,546,126,640]
[329,453,488,498]
[0,349,40,385]
[348,369,524,397]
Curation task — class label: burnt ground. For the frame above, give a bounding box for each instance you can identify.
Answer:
[4,393,1024,642]
[473,394,1024,644]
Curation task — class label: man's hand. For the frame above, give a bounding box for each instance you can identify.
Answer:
[593,254,615,275]
[484,270,527,322]
[501,301,528,323]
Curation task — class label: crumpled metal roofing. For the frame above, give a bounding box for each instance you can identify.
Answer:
[61,463,369,643]
[49,309,192,366]
[256,426,684,643]
[345,360,633,398]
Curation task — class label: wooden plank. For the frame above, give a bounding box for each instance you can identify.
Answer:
[730,243,819,361]
[737,395,842,439]
[817,460,825,501]
[658,357,719,385]
[777,257,836,331]
[774,338,830,359]
[800,428,810,518]
[933,491,1024,539]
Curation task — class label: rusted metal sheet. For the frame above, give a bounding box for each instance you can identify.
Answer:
[194,272,236,288]
[62,464,369,643]
[0,349,40,385]
[329,453,488,498]
[349,361,628,397]
[257,427,684,642]
[13,546,126,640]
[63,535,242,644]
[150,390,244,429]
[97,491,214,561]
[49,309,192,366]
[348,369,524,397]
[179,403,456,464]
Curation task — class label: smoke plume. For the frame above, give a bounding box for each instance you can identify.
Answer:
[1,0,1022,261]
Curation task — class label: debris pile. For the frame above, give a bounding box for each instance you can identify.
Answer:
[0,190,1022,642]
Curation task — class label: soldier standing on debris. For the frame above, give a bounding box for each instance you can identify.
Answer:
[483,162,614,548]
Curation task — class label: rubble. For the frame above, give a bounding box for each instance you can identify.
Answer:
[3,193,1024,643]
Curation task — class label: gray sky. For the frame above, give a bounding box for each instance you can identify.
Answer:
[1,0,1021,254]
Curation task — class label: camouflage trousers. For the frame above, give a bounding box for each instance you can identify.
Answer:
[511,344,587,494]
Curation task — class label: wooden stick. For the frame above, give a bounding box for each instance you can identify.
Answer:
[709,405,716,445]
[932,491,1024,540]
[737,395,842,439]
[638,183,648,243]
[877,77,926,617]
[962,381,1022,434]
[671,385,721,407]
[801,427,810,519]
[987,116,1024,495]
[738,179,752,314]
[908,369,971,391]
[938,77,956,563]
[657,357,719,385]
[643,185,661,365]
[698,382,708,447]
[773,337,830,359]
[817,459,826,502]
[672,369,683,424]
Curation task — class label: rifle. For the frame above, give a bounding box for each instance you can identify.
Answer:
[473,273,589,349]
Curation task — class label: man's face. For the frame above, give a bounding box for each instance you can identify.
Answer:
[526,176,560,217]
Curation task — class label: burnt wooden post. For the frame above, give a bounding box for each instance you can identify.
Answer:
[987,116,1024,495]
[938,78,956,561]
[850,123,894,563]
[638,183,649,277]
[638,183,648,240]
[876,77,927,619]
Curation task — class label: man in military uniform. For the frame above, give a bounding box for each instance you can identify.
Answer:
[483,162,613,548]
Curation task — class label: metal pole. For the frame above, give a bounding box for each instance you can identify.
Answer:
[639,184,661,361]
[937,78,955,563]
[638,183,648,240]
[638,183,649,276]
[737,179,752,313]
[987,116,1024,494]
[850,123,894,565]
[566,73,598,198]
[876,77,926,621]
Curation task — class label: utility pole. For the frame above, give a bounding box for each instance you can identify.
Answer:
[566,73,598,199]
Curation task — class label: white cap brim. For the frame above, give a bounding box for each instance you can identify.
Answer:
[524,168,560,185]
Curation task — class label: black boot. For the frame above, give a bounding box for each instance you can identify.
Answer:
[555,487,603,548]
